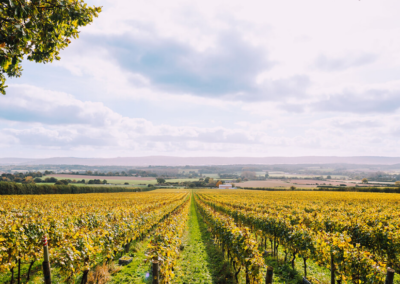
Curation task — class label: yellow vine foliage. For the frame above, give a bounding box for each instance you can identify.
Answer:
[0,192,188,280]
[196,190,395,283]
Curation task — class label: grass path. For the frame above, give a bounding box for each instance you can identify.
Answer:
[109,238,152,284]
[173,197,235,284]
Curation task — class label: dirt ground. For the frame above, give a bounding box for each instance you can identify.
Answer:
[236,180,315,188]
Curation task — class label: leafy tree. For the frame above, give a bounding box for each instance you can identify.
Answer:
[88,179,101,184]
[327,175,332,179]
[45,177,57,182]
[156,178,166,184]
[0,0,101,94]
[34,177,42,183]
[362,178,368,184]
[22,176,34,183]
[204,177,210,183]
[55,179,68,185]
[395,181,400,187]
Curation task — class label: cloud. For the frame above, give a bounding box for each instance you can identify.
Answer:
[278,102,306,113]
[3,126,116,148]
[0,85,121,126]
[81,30,272,97]
[312,89,400,113]
[0,85,269,152]
[8,84,396,157]
[315,53,378,72]
[330,119,382,129]
[54,27,314,103]
[5,0,400,158]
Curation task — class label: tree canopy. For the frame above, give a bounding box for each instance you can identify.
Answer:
[0,0,101,94]
[156,178,166,184]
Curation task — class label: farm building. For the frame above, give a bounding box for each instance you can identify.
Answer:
[219,183,233,189]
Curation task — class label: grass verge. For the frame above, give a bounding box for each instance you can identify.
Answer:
[173,196,235,284]
[109,239,152,284]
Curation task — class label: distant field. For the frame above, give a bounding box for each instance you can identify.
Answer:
[268,173,348,179]
[38,182,148,187]
[47,175,201,185]
[237,180,316,188]
[292,179,356,187]
[49,174,154,180]
[237,179,364,188]
[340,180,396,186]
[202,174,219,178]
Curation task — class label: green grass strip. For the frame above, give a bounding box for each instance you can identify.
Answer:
[110,239,152,284]
[173,197,235,284]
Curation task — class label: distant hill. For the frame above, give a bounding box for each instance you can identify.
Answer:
[0,158,35,165]
[1,156,400,166]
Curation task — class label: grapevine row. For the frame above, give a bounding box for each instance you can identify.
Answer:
[196,192,386,283]
[0,192,188,281]
[200,191,400,268]
[195,195,265,283]
[146,196,191,283]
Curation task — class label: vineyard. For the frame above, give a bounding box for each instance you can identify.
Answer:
[0,189,399,283]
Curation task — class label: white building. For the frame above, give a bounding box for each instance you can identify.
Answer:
[219,183,233,189]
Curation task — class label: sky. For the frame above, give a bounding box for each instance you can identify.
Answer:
[1,0,400,158]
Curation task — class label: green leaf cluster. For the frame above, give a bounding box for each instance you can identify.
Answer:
[0,0,101,94]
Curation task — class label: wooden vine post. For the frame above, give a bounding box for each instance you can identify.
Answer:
[265,266,273,284]
[152,260,159,284]
[42,236,51,284]
[330,252,335,284]
[124,242,131,253]
[385,268,395,284]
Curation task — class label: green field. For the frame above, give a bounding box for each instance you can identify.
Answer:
[46,176,203,186]
[201,174,220,178]
[37,182,149,187]
[268,173,348,179]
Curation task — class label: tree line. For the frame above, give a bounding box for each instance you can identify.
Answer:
[1,173,107,185]
[155,177,229,188]
[0,182,152,195]
[61,169,158,177]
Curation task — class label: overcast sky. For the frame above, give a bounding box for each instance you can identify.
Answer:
[2,0,400,158]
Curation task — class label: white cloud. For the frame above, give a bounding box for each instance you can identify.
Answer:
[4,0,400,157]
[3,84,400,158]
